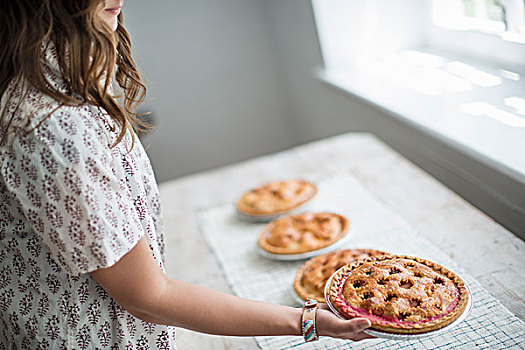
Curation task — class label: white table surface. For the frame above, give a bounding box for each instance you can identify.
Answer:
[158,133,525,349]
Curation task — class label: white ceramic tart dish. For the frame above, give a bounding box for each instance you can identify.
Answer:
[236,180,317,222]
[255,234,350,261]
[293,249,388,303]
[257,212,349,258]
[326,255,471,335]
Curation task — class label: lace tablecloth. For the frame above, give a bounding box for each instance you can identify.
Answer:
[198,175,525,349]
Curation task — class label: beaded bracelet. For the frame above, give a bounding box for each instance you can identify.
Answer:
[301,299,319,342]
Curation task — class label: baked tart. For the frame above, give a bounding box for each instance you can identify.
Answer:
[237,180,316,218]
[294,249,387,303]
[327,255,469,334]
[258,212,349,255]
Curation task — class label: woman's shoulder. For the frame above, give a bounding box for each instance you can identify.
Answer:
[1,81,119,152]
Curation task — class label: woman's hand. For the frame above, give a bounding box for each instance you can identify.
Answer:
[316,304,375,341]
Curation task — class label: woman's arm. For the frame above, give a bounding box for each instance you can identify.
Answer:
[90,236,373,341]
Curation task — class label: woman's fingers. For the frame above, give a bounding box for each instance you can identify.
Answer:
[316,307,376,340]
[344,317,371,333]
[341,319,375,341]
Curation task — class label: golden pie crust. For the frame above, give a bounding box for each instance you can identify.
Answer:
[258,212,349,255]
[237,180,317,217]
[328,255,469,334]
[294,249,387,302]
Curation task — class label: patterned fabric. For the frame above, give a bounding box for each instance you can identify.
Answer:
[0,45,176,349]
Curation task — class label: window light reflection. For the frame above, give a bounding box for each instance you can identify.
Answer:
[461,102,525,127]
[499,69,521,81]
[446,62,501,87]
[399,50,444,69]
[358,50,509,95]
[504,97,525,115]
[358,50,481,96]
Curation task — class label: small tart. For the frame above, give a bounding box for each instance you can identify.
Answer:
[328,255,469,334]
[258,212,349,255]
[237,180,317,217]
[294,249,387,302]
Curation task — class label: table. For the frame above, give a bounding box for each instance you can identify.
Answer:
[158,133,525,349]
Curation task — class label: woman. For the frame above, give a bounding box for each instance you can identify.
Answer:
[0,1,373,348]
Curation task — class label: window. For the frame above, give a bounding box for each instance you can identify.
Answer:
[312,0,525,176]
[433,0,525,42]
[312,0,525,236]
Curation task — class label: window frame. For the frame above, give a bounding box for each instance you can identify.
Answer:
[427,0,525,69]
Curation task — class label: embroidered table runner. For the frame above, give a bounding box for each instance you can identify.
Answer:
[199,175,525,349]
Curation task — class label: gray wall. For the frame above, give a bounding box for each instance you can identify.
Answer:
[125,1,298,182]
[124,0,378,182]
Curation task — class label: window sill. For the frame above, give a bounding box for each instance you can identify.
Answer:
[315,50,525,238]
[317,56,525,181]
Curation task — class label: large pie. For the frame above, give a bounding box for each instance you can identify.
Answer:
[327,255,469,334]
[237,180,317,217]
[258,212,349,255]
[294,249,387,302]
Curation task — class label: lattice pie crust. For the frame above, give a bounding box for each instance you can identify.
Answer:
[294,249,387,302]
[237,180,316,216]
[328,255,469,334]
[258,212,349,255]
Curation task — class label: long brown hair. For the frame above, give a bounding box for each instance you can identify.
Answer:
[0,0,147,148]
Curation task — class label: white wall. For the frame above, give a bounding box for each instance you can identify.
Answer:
[124,0,297,181]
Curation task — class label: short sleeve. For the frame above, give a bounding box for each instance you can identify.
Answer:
[1,108,145,275]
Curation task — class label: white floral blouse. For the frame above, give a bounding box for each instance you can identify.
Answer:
[0,46,176,349]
